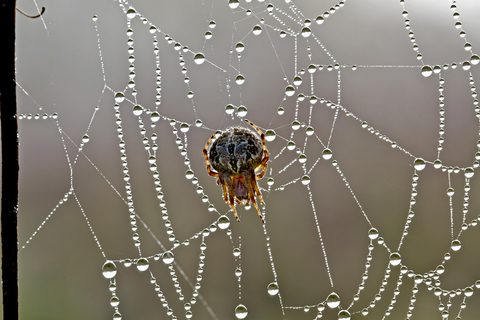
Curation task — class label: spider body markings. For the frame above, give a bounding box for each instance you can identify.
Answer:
[203,120,269,223]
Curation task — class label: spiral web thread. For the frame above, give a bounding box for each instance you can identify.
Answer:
[17,0,480,319]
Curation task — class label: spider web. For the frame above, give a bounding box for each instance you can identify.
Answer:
[15,0,480,319]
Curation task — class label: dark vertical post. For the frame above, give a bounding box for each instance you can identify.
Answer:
[0,1,19,320]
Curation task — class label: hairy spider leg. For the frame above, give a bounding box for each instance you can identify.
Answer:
[245,119,269,180]
[244,170,265,223]
[226,179,241,222]
[203,131,219,178]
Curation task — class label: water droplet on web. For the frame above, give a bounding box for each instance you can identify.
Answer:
[368,228,379,239]
[291,121,301,130]
[185,170,194,179]
[326,292,340,308]
[464,42,472,51]
[92,15,98,22]
[451,239,461,251]
[284,141,295,152]
[233,247,241,257]
[464,167,474,178]
[285,85,295,96]
[267,282,279,295]
[265,130,276,141]
[338,310,351,320]
[113,312,122,320]
[162,251,175,264]
[180,123,190,133]
[434,159,442,169]
[228,0,239,9]
[293,76,303,87]
[235,42,245,53]
[253,25,262,35]
[446,188,454,196]
[301,175,311,185]
[414,158,426,171]
[301,27,311,38]
[322,148,333,160]
[110,296,119,307]
[316,16,324,24]
[421,66,433,77]
[277,107,285,115]
[194,53,205,65]
[136,258,150,271]
[102,261,117,279]
[237,106,248,117]
[204,31,213,40]
[471,54,480,65]
[217,215,230,229]
[114,92,125,103]
[389,252,402,266]
[298,153,307,163]
[235,304,248,319]
[150,112,160,123]
[82,135,90,143]
[225,104,235,114]
[133,105,143,116]
[235,74,245,85]
[126,8,137,19]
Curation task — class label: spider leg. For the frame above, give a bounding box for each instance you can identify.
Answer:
[203,132,219,178]
[245,171,265,223]
[245,119,269,180]
[227,182,241,222]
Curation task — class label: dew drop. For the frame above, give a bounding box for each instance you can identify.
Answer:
[421,65,433,77]
[195,119,203,127]
[150,112,160,123]
[368,228,379,239]
[434,159,442,169]
[162,251,175,264]
[253,25,262,35]
[114,92,125,104]
[229,0,239,9]
[204,31,213,40]
[235,304,248,319]
[237,106,248,117]
[316,16,324,24]
[446,188,454,197]
[322,148,333,160]
[291,121,301,130]
[267,282,279,295]
[389,252,402,266]
[465,167,474,178]
[102,261,117,279]
[301,27,311,38]
[277,107,285,115]
[471,54,480,65]
[233,247,241,257]
[287,140,296,150]
[132,105,143,116]
[180,123,190,133]
[185,170,194,179]
[338,310,351,320]
[82,135,90,144]
[235,74,245,85]
[285,85,296,96]
[326,292,340,308]
[126,8,137,19]
[194,53,205,65]
[306,126,314,136]
[451,239,461,251]
[265,129,276,142]
[217,215,230,229]
[92,15,98,22]
[414,158,426,171]
[235,42,245,53]
[225,104,235,115]
[293,76,302,86]
[464,42,472,51]
[136,258,150,271]
[301,175,311,185]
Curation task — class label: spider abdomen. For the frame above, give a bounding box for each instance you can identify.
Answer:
[209,128,263,175]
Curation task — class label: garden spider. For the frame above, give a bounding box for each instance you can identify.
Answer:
[203,120,269,223]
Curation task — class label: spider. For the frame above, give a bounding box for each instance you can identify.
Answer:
[203,120,269,223]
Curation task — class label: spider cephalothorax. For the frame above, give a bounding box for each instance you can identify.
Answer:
[203,120,269,223]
